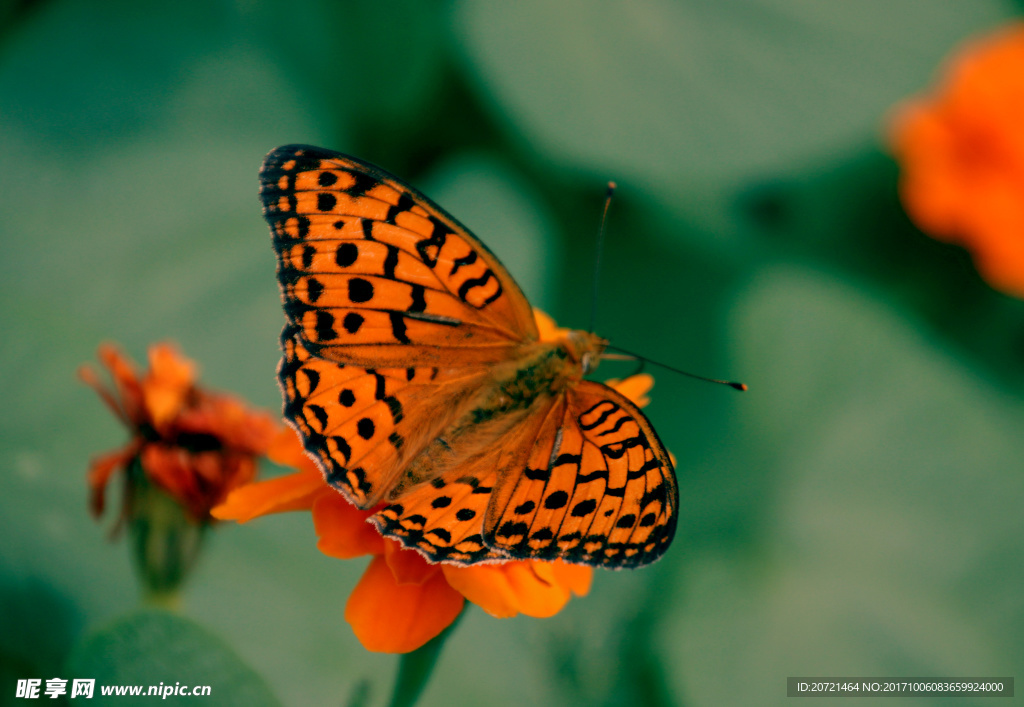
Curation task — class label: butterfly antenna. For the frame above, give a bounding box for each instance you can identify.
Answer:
[606,344,748,391]
[589,181,617,333]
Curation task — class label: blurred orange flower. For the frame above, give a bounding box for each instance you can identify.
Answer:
[214,310,663,653]
[80,342,279,522]
[889,23,1024,297]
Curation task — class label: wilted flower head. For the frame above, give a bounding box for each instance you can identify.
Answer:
[80,342,279,522]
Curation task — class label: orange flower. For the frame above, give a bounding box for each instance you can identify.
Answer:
[215,426,594,653]
[889,22,1024,297]
[80,342,279,522]
[214,311,660,653]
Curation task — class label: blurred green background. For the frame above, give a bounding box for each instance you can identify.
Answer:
[3,1,1024,705]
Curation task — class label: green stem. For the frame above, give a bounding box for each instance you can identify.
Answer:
[387,608,465,707]
[127,458,206,606]
[140,587,183,611]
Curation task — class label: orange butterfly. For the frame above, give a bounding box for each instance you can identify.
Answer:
[260,145,676,568]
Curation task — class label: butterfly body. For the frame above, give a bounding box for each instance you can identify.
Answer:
[391,331,607,498]
[262,145,677,568]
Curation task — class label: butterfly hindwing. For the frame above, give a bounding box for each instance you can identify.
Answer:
[370,468,505,565]
[278,323,489,509]
[483,381,677,568]
[367,395,559,565]
[261,145,538,368]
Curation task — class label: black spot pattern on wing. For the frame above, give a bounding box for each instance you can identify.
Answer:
[277,322,465,509]
[259,144,539,362]
[485,384,677,568]
[369,471,508,565]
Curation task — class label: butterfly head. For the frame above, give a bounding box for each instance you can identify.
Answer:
[563,329,608,376]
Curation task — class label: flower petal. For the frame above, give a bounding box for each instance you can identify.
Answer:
[888,23,1024,298]
[500,561,572,618]
[608,373,654,408]
[178,394,279,456]
[78,364,129,425]
[383,540,440,585]
[444,560,577,619]
[533,308,571,342]
[143,343,196,430]
[442,563,522,618]
[96,343,146,423]
[86,443,139,517]
[141,444,195,499]
[267,426,321,474]
[314,492,385,559]
[211,467,326,522]
[550,560,593,597]
[345,555,464,653]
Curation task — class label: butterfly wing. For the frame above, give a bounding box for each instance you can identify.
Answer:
[260,145,538,369]
[279,322,494,509]
[342,377,677,568]
[369,460,509,565]
[262,145,678,568]
[367,396,559,564]
[483,381,677,568]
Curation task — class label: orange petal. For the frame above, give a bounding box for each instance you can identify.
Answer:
[86,443,138,517]
[532,308,571,343]
[500,561,572,618]
[442,563,522,618]
[383,540,440,585]
[608,373,654,408]
[313,491,385,559]
[267,426,321,474]
[887,24,1024,299]
[177,394,279,456]
[212,467,326,522]
[143,343,196,430]
[147,342,196,383]
[78,364,129,425]
[141,444,195,501]
[550,560,593,597]
[96,343,145,422]
[445,561,576,619]
[345,555,464,653]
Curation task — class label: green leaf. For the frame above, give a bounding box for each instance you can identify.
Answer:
[242,0,446,134]
[0,576,83,699]
[662,266,1024,705]
[0,4,353,697]
[455,0,1016,234]
[65,610,281,706]
[422,153,558,310]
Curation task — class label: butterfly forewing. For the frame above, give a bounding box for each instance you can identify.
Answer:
[278,323,488,509]
[260,145,538,368]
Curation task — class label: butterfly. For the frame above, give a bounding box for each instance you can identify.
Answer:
[259,145,677,568]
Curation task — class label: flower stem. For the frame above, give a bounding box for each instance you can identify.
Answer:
[127,458,206,603]
[140,586,183,611]
[387,608,465,707]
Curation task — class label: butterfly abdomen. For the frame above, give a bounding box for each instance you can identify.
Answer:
[388,342,577,494]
